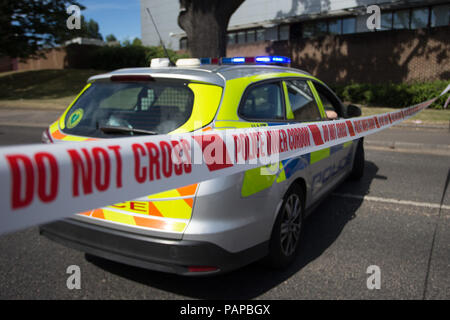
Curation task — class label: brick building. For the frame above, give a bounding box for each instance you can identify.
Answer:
[141,0,450,84]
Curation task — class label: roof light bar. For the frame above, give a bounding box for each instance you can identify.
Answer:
[200,58,219,65]
[173,56,291,67]
[199,56,291,65]
[256,56,291,64]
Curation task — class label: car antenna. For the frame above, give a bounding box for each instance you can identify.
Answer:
[146,7,175,66]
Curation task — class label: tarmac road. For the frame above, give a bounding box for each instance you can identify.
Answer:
[0,124,448,300]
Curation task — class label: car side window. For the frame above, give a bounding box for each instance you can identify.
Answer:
[314,83,343,120]
[240,82,284,120]
[285,79,321,122]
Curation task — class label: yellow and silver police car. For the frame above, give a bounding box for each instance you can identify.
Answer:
[40,56,364,275]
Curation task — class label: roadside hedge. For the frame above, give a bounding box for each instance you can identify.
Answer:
[330,81,449,109]
[65,44,189,71]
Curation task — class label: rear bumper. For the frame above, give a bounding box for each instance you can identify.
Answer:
[40,219,268,276]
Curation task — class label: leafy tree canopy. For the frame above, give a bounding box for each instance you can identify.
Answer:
[132,37,143,47]
[0,0,83,58]
[105,34,117,42]
[0,0,105,59]
[73,16,103,40]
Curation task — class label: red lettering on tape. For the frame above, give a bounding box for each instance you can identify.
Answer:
[308,125,324,145]
[6,154,35,209]
[193,134,233,171]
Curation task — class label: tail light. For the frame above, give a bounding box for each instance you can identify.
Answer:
[41,128,53,144]
[187,266,219,273]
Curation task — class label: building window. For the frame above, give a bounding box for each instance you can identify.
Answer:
[247,29,256,43]
[328,19,342,35]
[393,9,410,29]
[228,33,236,45]
[316,21,327,36]
[227,28,267,44]
[237,31,246,44]
[411,8,429,29]
[380,12,393,30]
[342,17,356,34]
[180,37,188,50]
[299,4,448,39]
[256,29,265,41]
[279,25,290,40]
[265,26,278,41]
[302,22,315,38]
[431,4,450,27]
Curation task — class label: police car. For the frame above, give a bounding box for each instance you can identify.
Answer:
[40,56,364,275]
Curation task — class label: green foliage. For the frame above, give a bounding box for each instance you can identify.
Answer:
[105,34,117,43]
[331,81,449,110]
[66,44,189,71]
[132,38,143,47]
[0,69,102,100]
[71,15,103,40]
[0,0,84,58]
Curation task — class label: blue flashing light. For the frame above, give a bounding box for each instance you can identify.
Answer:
[230,57,245,63]
[220,57,232,64]
[200,58,211,64]
[256,56,291,64]
[201,56,291,65]
[255,56,271,63]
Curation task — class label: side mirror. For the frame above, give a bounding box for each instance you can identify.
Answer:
[346,104,362,118]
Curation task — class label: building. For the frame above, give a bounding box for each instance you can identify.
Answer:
[64,37,106,47]
[140,0,449,84]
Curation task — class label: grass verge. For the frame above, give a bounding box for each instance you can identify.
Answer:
[0,69,105,110]
[359,105,450,125]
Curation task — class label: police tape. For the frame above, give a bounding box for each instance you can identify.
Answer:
[0,85,448,235]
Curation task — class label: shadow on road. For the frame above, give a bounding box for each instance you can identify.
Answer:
[87,160,381,299]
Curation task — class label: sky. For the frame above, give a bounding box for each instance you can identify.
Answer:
[78,0,142,42]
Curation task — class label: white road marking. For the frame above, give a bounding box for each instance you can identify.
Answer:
[332,193,450,210]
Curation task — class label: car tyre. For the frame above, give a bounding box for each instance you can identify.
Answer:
[265,184,305,269]
[349,139,365,180]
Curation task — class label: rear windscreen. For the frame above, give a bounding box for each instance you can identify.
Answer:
[62,80,194,138]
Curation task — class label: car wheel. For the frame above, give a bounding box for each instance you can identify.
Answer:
[349,139,365,180]
[266,184,304,268]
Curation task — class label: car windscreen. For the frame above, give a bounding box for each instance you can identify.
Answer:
[62,80,195,138]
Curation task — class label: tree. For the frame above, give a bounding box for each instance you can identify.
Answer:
[122,38,132,47]
[106,34,117,42]
[177,0,245,57]
[85,17,102,40]
[0,0,84,58]
[132,37,143,47]
[71,15,103,40]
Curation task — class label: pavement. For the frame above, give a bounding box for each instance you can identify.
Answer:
[0,108,61,128]
[365,126,450,156]
[0,108,448,155]
[0,109,448,300]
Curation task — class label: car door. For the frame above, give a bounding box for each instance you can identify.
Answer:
[282,78,335,202]
[237,80,287,198]
[311,81,355,189]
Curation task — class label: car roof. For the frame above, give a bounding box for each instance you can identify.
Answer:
[88,64,313,87]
